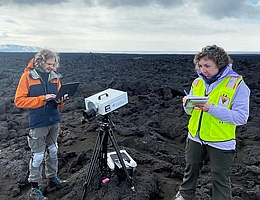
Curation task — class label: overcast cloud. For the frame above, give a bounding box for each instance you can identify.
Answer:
[0,0,259,52]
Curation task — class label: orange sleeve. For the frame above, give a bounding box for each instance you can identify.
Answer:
[14,73,46,109]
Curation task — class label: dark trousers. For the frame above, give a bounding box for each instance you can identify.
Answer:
[179,138,235,200]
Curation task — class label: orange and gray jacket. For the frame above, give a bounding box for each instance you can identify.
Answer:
[14,58,63,128]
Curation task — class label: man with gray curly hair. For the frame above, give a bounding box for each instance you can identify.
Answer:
[174,45,250,200]
[15,49,68,200]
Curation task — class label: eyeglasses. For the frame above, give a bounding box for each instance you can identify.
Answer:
[204,45,217,52]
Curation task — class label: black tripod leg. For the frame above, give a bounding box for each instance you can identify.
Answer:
[81,129,108,200]
[108,129,135,191]
[99,127,109,172]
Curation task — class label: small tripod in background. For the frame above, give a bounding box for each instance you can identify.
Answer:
[81,114,135,200]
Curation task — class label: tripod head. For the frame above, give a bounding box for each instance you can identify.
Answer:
[99,113,116,129]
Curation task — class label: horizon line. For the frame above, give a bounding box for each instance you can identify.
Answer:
[1,50,260,54]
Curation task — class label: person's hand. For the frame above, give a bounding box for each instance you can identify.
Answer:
[194,102,211,112]
[55,94,69,104]
[182,96,188,106]
[45,94,56,101]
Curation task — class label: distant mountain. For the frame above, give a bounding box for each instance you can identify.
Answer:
[0,44,42,52]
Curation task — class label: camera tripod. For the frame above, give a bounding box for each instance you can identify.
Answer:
[81,114,135,200]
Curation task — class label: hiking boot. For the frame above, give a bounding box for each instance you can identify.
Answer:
[48,176,68,190]
[174,191,185,200]
[28,188,48,200]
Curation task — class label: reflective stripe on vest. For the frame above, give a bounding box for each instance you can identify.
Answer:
[188,76,242,142]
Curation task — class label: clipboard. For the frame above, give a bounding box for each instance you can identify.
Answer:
[56,82,80,99]
[186,95,209,107]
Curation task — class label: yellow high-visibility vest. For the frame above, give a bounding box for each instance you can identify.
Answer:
[188,76,242,142]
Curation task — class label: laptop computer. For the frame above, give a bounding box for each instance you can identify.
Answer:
[56,82,80,99]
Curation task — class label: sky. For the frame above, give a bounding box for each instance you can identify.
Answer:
[0,0,260,52]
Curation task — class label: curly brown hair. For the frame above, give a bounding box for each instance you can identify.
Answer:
[34,49,59,70]
[194,44,233,70]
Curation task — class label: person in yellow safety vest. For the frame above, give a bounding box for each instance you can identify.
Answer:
[174,45,250,200]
